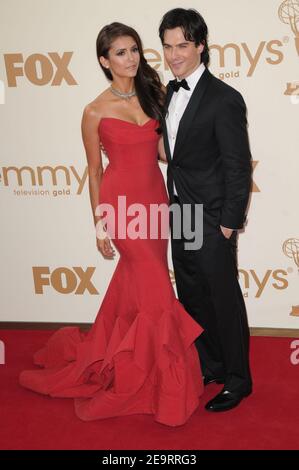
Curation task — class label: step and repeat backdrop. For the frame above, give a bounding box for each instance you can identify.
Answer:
[0,0,298,328]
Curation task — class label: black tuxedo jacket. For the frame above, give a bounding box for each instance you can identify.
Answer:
[163,68,252,233]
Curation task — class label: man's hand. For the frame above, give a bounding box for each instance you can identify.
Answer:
[220,225,234,239]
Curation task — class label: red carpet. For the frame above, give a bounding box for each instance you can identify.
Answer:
[0,330,298,450]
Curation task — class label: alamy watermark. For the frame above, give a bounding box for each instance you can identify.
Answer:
[95,196,203,250]
[290,339,299,365]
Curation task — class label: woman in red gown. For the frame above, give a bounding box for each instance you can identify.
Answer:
[19,22,203,427]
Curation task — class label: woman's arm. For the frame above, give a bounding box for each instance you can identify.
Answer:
[81,105,115,258]
[158,136,167,163]
[81,104,103,226]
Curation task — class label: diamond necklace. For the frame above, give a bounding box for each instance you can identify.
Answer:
[110,86,136,100]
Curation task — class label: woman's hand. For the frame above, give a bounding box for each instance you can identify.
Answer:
[96,236,115,259]
[95,218,115,259]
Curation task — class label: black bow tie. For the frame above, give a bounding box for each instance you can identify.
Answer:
[168,78,190,92]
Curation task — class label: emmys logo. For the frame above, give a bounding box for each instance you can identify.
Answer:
[171,267,288,296]
[0,163,260,195]
[0,165,88,196]
[3,52,77,87]
[146,39,285,81]
[278,0,299,100]
[279,0,299,54]
[283,238,299,315]
[32,267,99,295]
[239,269,289,298]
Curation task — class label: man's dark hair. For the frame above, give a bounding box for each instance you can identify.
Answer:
[159,8,209,66]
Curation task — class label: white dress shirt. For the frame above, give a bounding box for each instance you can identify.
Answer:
[166,62,205,196]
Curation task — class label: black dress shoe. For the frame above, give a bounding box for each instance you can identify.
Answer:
[203,375,225,386]
[205,389,252,412]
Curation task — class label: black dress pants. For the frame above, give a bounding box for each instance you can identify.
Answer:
[170,196,252,395]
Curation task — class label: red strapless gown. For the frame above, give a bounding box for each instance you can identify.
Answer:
[19,117,203,426]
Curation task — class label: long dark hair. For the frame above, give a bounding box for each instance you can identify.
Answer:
[159,8,210,66]
[96,22,165,125]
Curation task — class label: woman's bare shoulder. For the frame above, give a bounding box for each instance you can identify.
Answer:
[83,88,112,121]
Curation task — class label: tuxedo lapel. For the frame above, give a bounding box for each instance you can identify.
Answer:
[172,68,212,161]
[165,84,174,109]
[162,84,174,163]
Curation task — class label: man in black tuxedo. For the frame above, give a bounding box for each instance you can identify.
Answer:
[159,8,253,412]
